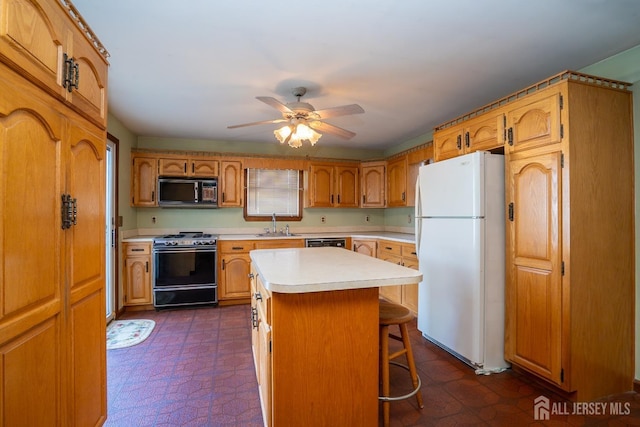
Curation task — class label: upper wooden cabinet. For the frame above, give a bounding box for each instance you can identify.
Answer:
[220,159,243,207]
[308,162,359,208]
[434,110,504,162]
[503,74,634,401]
[505,90,562,152]
[386,156,407,207]
[158,158,219,177]
[131,156,158,207]
[360,161,386,208]
[0,0,109,127]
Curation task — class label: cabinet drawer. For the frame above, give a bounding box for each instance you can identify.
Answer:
[125,242,151,255]
[254,239,304,249]
[377,240,402,257]
[255,275,271,325]
[219,240,254,253]
[401,243,418,260]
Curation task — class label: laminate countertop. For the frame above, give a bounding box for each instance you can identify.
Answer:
[250,246,422,294]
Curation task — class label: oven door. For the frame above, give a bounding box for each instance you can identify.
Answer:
[154,247,216,287]
[153,246,217,308]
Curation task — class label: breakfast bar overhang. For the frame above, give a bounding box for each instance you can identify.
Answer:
[249,247,422,427]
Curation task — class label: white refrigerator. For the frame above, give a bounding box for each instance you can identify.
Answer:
[414,151,509,374]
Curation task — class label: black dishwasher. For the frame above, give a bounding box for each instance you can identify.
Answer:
[305,238,347,248]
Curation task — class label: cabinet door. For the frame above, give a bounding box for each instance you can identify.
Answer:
[220,253,251,299]
[159,158,188,177]
[360,162,385,207]
[386,156,407,207]
[190,159,218,177]
[65,21,109,127]
[131,156,157,206]
[308,163,334,207]
[464,112,504,154]
[401,244,419,314]
[0,0,68,97]
[0,74,65,426]
[258,315,272,426]
[377,252,403,303]
[353,239,377,257]
[67,119,107,425]
[334,166,359,207]
[220,160,243,207]
[434,126,463,162]
[505,150,564,387]
[506,91,562,152]
[124,256,152,305]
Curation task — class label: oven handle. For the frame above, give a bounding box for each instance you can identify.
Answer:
[153,247,217,254]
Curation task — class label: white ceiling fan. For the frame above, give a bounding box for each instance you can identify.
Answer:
[227,87,364,146]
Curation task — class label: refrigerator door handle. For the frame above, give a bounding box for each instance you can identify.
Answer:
[415,173,422,256]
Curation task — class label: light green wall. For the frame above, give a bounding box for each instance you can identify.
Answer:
[580,45,640,380]
[134,207,386,231]
[107,114,138,231]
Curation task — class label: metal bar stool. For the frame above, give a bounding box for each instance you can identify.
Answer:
[379,300,424,427]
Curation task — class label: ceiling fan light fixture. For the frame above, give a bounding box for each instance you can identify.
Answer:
[273,122,322,148]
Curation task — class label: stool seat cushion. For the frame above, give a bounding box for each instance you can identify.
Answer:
[379,300,414,325]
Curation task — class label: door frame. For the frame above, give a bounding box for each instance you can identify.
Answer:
[106,132,120,320]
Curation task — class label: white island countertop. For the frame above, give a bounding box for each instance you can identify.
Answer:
[250,247,422,293]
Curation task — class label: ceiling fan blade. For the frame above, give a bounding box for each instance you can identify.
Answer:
[309,121,356,140]
[227,118,287,129]
[313,104,364,119]
[256,96,293,114]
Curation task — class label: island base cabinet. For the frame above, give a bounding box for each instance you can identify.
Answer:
[253,281,380,427]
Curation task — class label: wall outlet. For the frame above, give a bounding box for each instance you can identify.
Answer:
[321,216,326,223]
[152,216,157,224]
[365,215,370,222]
[408,214,412,224]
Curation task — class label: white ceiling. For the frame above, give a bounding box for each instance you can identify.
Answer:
[72,0,640,151]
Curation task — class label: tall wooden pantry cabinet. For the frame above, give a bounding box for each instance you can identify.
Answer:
[503,73,634,401]
[0,0,109,425]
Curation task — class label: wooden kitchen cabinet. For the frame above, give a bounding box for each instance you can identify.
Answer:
[386,156,407,207]
[219,240,254,302]
[131,155,158,207]
[123,242,153,306]
[352,239,377,257]
[219,239,305,304]
[502,73,634,400]
[307,162,360,207]
[377,240,419,314]
[434,110,504,162]
[360,161,386,207]
[220,159,243,207]
[0,0,108,128]
[158,157,219,177]
[0,0,109,424]
[250,266,272,426]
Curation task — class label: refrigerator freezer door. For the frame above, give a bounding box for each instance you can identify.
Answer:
[418,152,484,218]
[417,217,484,365]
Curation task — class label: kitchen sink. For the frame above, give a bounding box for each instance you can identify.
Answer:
[255,232,300,237]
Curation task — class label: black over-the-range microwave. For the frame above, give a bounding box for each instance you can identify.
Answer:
[157,177,218,208]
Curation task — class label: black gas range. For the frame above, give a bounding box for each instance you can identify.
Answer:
[152,232,218,309]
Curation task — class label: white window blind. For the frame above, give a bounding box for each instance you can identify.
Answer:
[246,169,300,216]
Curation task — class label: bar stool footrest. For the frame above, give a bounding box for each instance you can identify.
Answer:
[378,361,422,402]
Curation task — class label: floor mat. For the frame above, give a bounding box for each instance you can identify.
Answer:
[106,319,155,350]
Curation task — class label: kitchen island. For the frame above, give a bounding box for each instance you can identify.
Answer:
[249,247,422,427]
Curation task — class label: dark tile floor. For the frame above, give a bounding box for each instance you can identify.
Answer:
[106,305,640,426]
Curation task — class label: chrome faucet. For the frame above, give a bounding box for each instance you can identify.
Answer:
[271,213,277,233]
